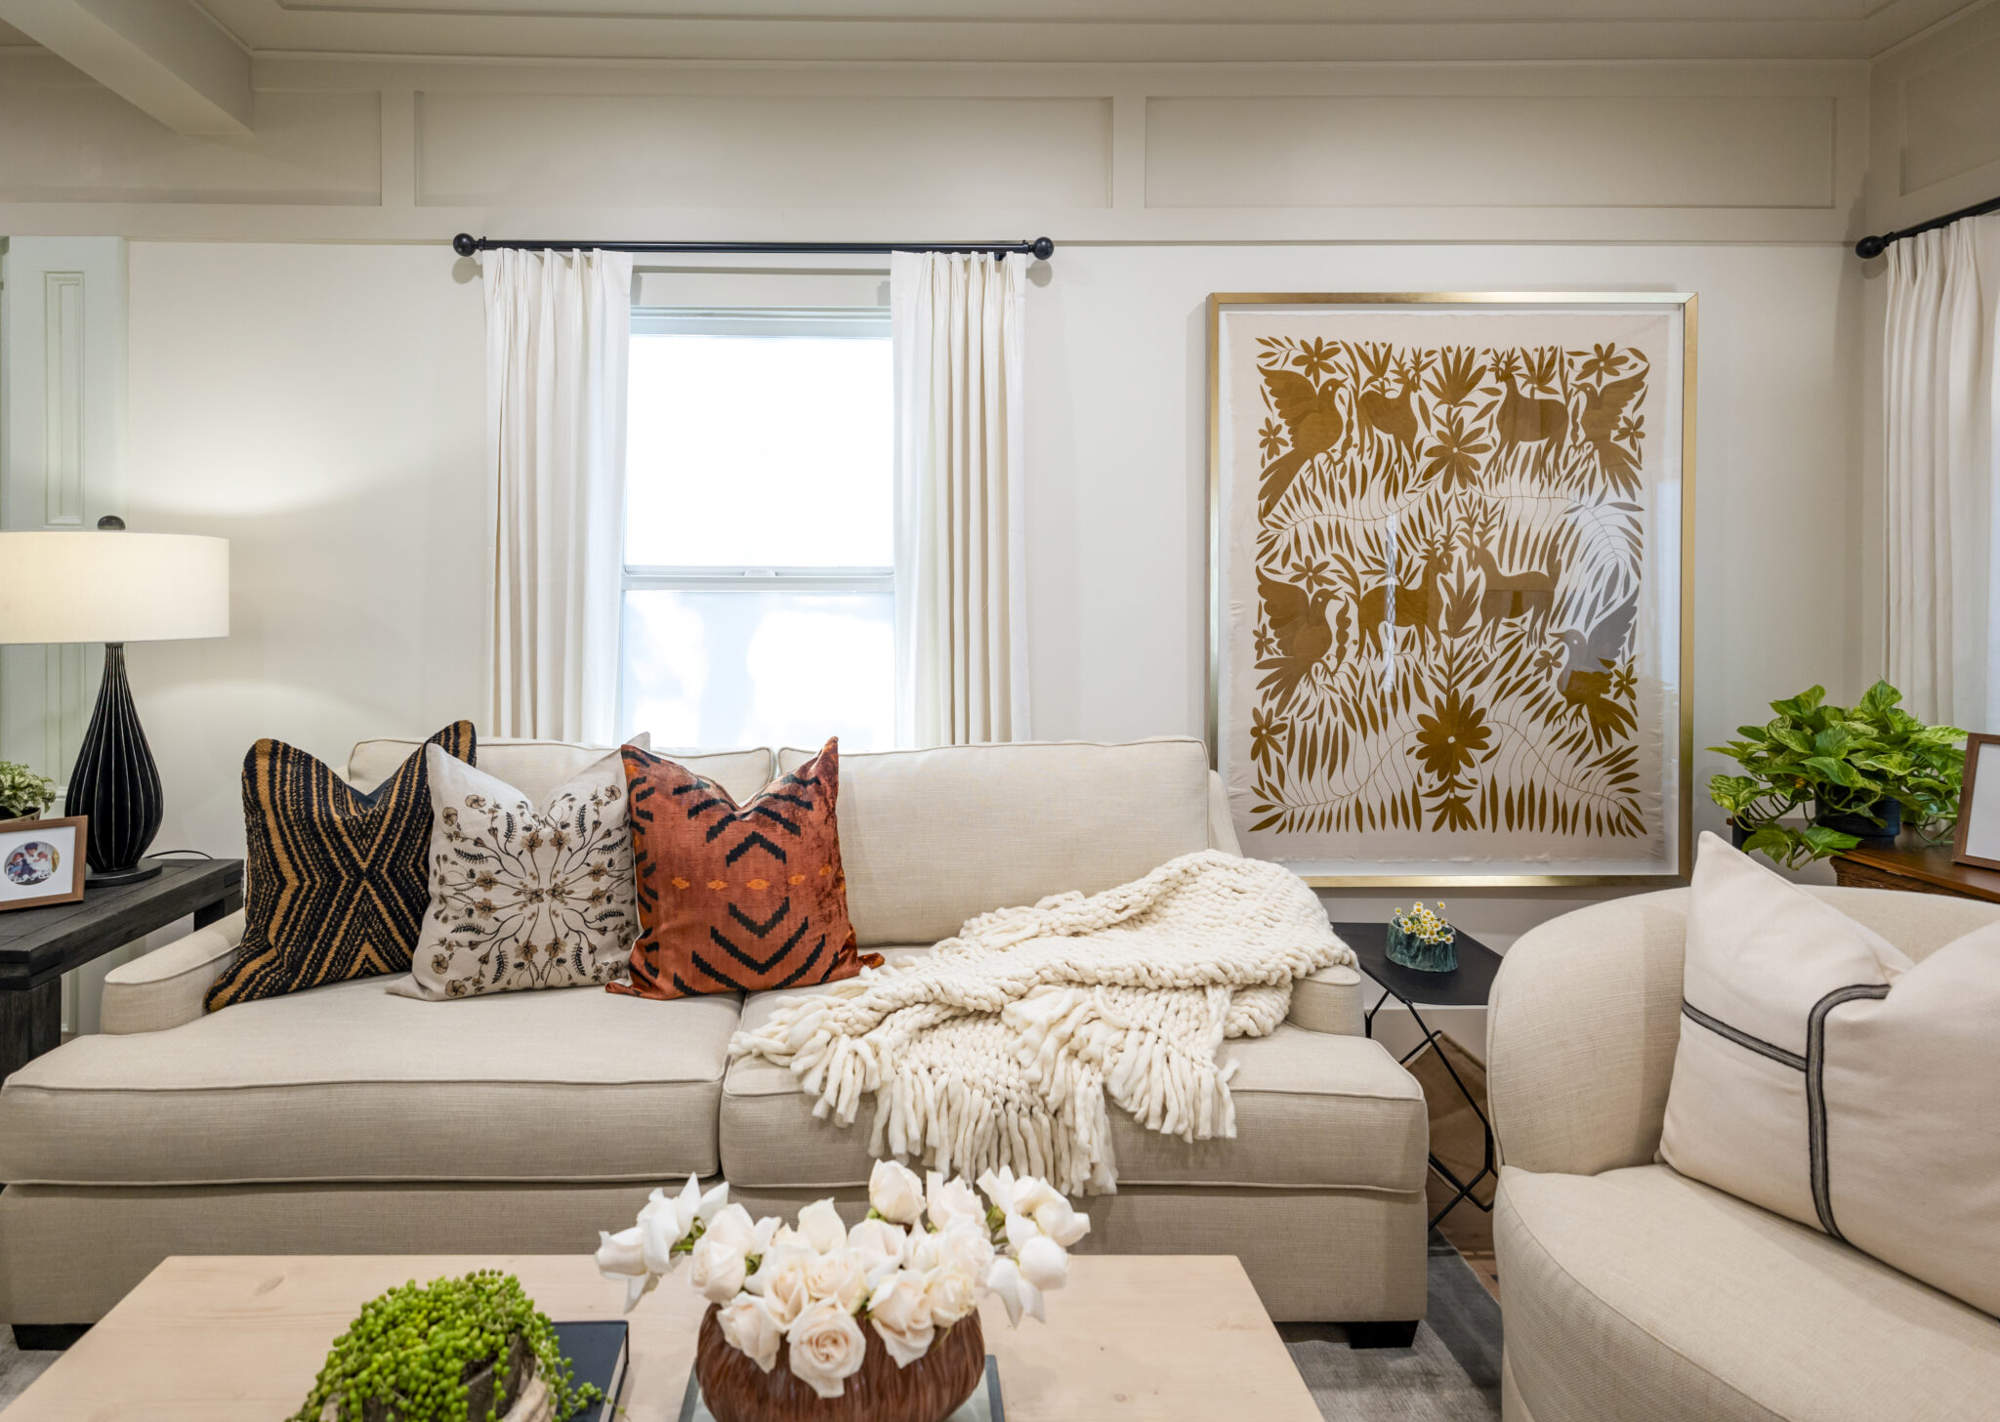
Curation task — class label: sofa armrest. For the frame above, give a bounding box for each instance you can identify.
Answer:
[99,911,244,1035]
[1486,888,1689,1177]
[1287,963,1364,1035]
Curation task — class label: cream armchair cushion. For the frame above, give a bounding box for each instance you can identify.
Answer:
[1660,832,2000,1317]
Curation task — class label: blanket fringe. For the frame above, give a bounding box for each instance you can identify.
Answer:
[730,850,1351,1194]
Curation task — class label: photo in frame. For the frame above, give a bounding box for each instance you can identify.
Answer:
[0,815,88,911]
[1208,293,1695,885]
[1953,733,2000,873]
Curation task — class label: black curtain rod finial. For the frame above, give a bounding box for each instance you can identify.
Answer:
[1851,192,2000,259]
[453,233,481,257]
[1030,236,1055,260]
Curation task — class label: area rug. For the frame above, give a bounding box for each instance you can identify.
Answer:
[0,1237,1503,1420]
[1284,1235,1503,1421]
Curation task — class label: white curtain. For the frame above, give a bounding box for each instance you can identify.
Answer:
[482,248,633,743]
[1884,215,2000,731]
[891,251,1030,746]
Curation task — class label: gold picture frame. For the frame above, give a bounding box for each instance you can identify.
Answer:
[1207,292,1696,886]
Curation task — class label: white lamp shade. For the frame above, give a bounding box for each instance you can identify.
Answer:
[0,531,229,644]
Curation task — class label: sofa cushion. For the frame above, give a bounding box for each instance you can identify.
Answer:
[615,739,867,1000]
[393,745,637,1000]
[347,737,773,808]
[775,739,1214,946]
[206,721,477,1012]
[0,976,740,1186]
[720,951,1426,1191]
[1497,1164,2000,1422]
[1662,833,2000,1316]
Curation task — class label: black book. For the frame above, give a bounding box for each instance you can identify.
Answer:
[552,1319,628,1422]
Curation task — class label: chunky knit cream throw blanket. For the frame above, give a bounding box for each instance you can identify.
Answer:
[728,850,1352,1195]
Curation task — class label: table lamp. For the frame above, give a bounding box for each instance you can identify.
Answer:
[0,518,229,884]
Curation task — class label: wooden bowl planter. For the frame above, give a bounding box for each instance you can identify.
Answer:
[694,1304,985,1422]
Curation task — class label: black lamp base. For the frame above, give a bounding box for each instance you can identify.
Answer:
[66,642,165,882]
[86,863,164,887]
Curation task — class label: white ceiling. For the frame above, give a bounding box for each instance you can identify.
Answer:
[7,0,1993,62]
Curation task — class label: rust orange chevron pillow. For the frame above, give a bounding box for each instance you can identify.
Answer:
[612,738,873,999]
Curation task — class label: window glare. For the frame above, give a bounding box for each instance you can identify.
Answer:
[624,327,892,569]
[620,589,895,752]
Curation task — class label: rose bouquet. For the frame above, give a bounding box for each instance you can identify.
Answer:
[594,1159,1088,1410]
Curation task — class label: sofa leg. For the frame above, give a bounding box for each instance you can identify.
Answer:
[12,1323,88,1350]
[1345,1319,1420,1349]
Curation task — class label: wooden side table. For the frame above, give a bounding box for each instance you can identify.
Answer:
[0,857,243,1079]
[1829,844,2000,904]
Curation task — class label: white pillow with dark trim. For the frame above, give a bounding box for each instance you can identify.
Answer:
[1661,831,2000,1317]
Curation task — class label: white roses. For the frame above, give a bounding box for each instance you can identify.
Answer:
[596,1167,1089,1398]
[868,1159,926,1225]
[786,1298,869,1398]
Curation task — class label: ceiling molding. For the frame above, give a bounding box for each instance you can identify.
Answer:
[0,0,252,131]
[171,0,1992,63]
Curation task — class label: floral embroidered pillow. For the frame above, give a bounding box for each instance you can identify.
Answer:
[393,744,638,1000]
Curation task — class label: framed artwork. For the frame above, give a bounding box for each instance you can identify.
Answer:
[0,815,87,911]
[1954,733,2000,873]
[1208,292,1695,885]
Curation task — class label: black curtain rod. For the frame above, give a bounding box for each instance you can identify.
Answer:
[452,233,1054,260]
[1854,194,2000,258]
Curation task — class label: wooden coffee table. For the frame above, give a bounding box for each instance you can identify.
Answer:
[0,1253,1318,1421]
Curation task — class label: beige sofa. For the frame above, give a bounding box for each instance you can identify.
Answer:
[1488,886,2000,1422]
[0,736,1430,1334]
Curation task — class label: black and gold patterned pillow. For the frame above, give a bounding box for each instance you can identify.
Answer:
[204,722,476,1012]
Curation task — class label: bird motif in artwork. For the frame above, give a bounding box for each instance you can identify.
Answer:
[1257,366,1344,519]
[1578,368,1648,495]
[1554,590,1639,745]
[1256,571,1337,711]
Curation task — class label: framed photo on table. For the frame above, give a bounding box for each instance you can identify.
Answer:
[0,815,87,911]
[1954,734,2000,873]
[1208,292,1695,886]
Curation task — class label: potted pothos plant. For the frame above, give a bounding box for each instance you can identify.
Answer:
[1707,680,1965,869]
[0,762,58,823]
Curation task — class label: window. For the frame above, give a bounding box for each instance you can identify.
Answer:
[619,309,895,751]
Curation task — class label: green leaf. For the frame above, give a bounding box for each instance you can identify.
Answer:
[1858,680,1901,717]
[1797,824,1862,859]
[1740,826,1797,864]
[1770,686,1826,720]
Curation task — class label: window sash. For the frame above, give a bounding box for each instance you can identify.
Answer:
[622,565,892,594]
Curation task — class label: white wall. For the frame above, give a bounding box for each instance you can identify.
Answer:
[123,242,485,855]
[0,41,1896,1048]
[114,238,1864,961]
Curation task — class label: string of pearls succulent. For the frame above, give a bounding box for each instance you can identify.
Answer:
[289,1270,601,1422]
[1390,901,1454,946]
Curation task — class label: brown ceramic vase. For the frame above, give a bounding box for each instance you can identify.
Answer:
[694,1305,985,1422]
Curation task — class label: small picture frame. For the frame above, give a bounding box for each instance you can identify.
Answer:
[1954,734,2000,873]
[0,816,88,912]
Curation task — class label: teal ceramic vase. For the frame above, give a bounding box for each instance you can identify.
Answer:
[1386,923,1457,973]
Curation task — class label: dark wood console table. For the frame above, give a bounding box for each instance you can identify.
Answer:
[1829,844,2000,904]
[0,857,243,1080]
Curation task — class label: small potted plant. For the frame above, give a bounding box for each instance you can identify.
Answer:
[1386,902,1457,973]
[0,762,57,823]
[597,1163,1087,1422]
[290,1270,602,1422]
[1707,680,1965,869]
